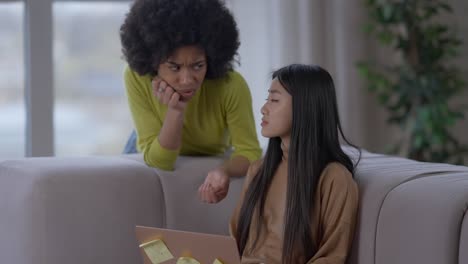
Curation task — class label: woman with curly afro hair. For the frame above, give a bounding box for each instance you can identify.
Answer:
[120,0,261,204]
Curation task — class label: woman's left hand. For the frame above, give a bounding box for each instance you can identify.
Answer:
[198,168,230,203]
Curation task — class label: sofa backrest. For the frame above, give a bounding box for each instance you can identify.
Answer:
[0,156,164,264]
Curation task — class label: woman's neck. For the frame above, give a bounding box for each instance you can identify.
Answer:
[280,137,290,162]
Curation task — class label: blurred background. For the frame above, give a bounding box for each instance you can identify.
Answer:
[0,0,467,161]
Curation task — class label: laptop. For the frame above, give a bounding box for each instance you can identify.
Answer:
[135,225,241,264]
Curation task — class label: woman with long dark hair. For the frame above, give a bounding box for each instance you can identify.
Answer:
[230,64,361,263]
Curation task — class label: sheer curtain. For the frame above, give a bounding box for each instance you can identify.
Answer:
[229,0,381,151]
[229,0,468,154]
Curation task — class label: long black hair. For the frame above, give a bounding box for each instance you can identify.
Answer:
[235,64,360,263]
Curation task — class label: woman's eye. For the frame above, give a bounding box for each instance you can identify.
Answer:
[169,65,179,71]
[193,64,205,70]
[265,98,278,102]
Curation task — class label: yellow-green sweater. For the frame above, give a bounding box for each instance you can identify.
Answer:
[124,66,262,170]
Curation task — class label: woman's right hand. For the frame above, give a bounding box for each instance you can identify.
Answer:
[152,77,187,112]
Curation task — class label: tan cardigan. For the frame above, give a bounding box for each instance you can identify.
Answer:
[230,159,359,264]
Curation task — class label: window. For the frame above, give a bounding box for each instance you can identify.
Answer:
[1,0,271,158]
[53,2,132,156]
[0,2,24,159]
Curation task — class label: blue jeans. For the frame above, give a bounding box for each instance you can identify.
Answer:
[123,130,138,154]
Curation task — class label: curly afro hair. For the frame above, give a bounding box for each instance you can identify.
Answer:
[120,0,240,79]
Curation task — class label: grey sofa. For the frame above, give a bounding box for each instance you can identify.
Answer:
[1,149,468,264]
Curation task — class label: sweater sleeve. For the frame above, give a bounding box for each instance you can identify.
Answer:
[124,66,179,170]
[307,165,359,264]
[229,160,262,238]
[224,72,262,163]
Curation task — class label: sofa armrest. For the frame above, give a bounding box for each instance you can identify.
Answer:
[375,172,468,264]
[346,149,468,264]
[0,156,164,264]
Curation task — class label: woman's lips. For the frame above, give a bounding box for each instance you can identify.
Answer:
[261,120,268,127]
[178,90,195,97]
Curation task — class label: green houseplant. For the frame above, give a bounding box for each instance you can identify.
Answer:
[358,0,467,164]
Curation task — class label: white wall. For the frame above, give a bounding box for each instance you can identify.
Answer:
[228,0,272,148]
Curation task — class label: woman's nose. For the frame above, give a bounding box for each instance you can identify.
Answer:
[179,68,194,85]
[261,104,267,115]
